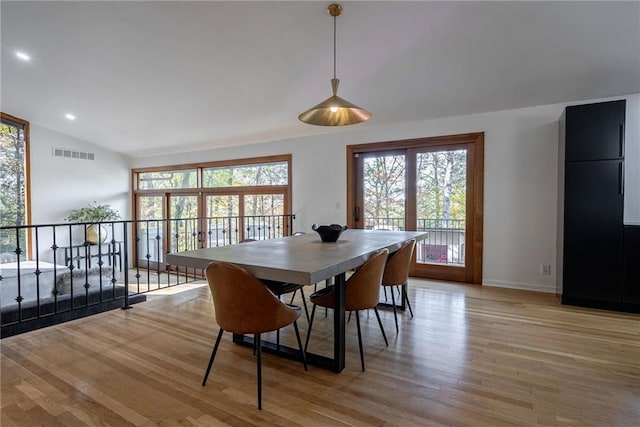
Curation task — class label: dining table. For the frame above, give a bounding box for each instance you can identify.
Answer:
[166,229,428,372]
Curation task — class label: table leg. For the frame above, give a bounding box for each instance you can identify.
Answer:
[232,272,347,373]
[333,272,346,372]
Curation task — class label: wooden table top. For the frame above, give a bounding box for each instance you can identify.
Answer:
[166,229,427,285]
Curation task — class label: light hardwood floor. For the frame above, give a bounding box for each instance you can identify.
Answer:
[2,279,639,426]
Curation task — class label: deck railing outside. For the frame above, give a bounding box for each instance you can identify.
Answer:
[365,217,465,266]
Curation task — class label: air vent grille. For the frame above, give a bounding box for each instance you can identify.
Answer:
[52,147,95,160]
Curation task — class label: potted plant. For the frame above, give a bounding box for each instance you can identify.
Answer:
[66,202,120,244]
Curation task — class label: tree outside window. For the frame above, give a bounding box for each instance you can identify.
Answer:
[0,114,29,260]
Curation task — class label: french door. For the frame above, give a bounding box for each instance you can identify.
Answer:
[134,189,288,267]
[348,133,484,284]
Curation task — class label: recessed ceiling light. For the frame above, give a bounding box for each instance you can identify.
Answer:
[65,113,76,121]
[15,51,31,61]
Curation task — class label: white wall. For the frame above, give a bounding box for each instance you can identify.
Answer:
[29,124,131,224]
[126,93,638,294]
[624,96,640,225]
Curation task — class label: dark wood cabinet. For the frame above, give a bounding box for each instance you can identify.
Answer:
[565,100,626,162]
[560,99,633,311]
[563,160,624,302]
[623,226,640,306]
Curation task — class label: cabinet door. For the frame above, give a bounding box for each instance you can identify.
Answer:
[565,100,626,162]
[563,160,624,302]
[623,226,640,304]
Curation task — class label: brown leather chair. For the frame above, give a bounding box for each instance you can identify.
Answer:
[202,261,307,410]
[304,249,389,371]
[239,238,310,321]
[382,239,416,332]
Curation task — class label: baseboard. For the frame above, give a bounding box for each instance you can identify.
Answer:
[483,279,557,294]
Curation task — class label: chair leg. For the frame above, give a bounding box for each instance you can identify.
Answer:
[256,333,262,410]
[348,310,352,323]
[403,284,414,318]
[289,288,298,305]
[355,310,365,372]
[383,286,388,302]
[299,287,310,322]
[390,285,399,333]
[304,304,317,353]
[292,320,308,371]
[202,328,224,386]
[324,279,331,317]
[373,307,389,346]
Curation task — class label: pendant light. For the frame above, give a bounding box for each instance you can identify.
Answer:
[298,3,371,126]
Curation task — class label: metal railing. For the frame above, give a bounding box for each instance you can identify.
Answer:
[0,214,295,337]
[365,217,465,266]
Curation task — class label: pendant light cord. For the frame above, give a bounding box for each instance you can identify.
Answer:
[333,13,337,79]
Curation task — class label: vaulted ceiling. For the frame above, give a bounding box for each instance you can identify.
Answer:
[2,1,639,158]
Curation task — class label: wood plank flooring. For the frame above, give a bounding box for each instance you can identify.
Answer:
[2,279,639,426]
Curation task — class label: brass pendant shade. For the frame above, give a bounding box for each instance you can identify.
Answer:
[298,78,371,126]
[298,4,371,126]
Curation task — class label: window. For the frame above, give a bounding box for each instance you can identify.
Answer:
[203,161,288,187]
[0,113,30,258]
[348,133,484,284]
[138,169,198,189]
[132,155,292,262]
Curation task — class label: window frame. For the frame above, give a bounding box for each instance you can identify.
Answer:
[131,154,292,220]
[0,112,32,258]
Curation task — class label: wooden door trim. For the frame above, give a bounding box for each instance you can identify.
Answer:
[346,132,484,284]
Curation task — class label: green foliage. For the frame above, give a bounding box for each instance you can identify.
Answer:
[66,202,120,223]
[1,121,27,256]
[363,155,406,221]
[362,150,467,226]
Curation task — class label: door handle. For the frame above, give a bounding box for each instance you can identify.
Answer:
[354,206,360,222]
[619,162,624,195]
[619,123,625,158]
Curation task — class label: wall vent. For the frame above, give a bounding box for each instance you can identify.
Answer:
[52,147,95,161]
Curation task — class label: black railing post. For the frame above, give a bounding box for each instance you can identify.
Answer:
[122,222,131,310]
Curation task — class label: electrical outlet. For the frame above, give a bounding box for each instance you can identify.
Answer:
[540,264,551,276]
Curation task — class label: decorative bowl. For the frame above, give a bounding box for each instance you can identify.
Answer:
[312,224,349,242]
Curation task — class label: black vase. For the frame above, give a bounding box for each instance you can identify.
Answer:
[312,224,349,242]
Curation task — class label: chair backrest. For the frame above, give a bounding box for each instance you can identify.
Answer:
[345,249,389,311]
[382,239,416,287]
[205,262,300,334]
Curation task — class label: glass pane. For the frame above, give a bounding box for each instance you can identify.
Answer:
[204,195,239,246]
[137,196,164,220]
[0,120,27,260]
[243,194,285,240]
[136,196,164,263]
[169,195,199,252]
[202,161,288,187]
[363,154,406,230]
[416,149,467,266]
[138,169,198,189]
